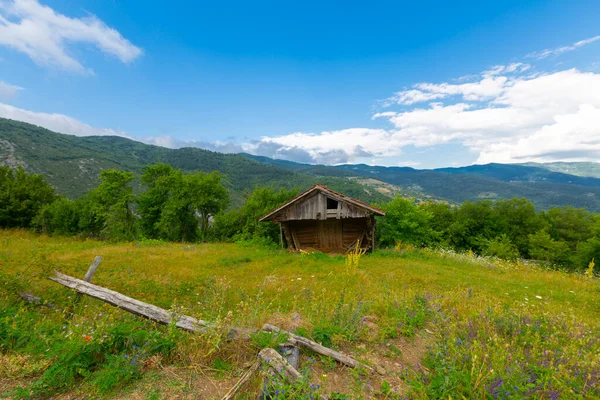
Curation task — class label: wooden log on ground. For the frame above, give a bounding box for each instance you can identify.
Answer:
[83,256,103,282]
[221,360,260,400]
[262,323,382,374]
[50,271,208,332]
[258,348,302,382]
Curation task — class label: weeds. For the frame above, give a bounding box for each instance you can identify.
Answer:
[585,258,595,279]
[0,229,599,398]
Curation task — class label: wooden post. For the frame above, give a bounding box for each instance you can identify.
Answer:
[279,224,283,249]
[83,256,103,282]
[371,223,375,254]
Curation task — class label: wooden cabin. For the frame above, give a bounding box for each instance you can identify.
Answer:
[259,185,385,253]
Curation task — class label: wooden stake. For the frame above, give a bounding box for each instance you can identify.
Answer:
[83,256,103,282]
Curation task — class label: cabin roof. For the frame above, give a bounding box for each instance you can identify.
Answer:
[259,184,385,222]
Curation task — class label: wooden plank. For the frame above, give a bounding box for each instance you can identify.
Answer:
[50,271,208,332]
[262,324,382,374]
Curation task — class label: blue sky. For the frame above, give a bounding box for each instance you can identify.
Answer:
[1,0,600,168]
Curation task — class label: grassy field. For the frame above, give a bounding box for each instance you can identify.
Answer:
[1,230,599,399]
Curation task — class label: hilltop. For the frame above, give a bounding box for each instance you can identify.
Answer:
[0,118,387,206]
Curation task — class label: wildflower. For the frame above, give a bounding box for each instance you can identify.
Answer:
[84,335,92,342]
[536,295,542,299]
[297,277,302,280]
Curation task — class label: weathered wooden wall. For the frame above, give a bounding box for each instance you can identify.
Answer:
[285,218,370,253]
[272,192,370,222]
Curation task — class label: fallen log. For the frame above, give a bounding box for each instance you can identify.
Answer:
[259,348,302,382]
[262,323,382,374]
[50,271,208,332]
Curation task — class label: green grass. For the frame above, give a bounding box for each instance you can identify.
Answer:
[1,229,599,399]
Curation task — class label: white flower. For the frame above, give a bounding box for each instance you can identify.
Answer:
[535,295,542,299]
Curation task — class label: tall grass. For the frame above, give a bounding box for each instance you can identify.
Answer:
[0,229,599,398]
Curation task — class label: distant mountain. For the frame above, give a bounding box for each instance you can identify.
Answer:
[435,163,600,188]
[520,162,600,179]
[0,118,388,206]
[3,117,600,212]
[243,154,600,212]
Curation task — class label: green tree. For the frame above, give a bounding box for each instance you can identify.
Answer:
[139,165,229,242]
[418,202,454,246]
[491,198,546,257]
[447,201,495,252]
[33,197,80,236]
[482,234,520,261]
[0,166,56,228]
[376,196,439,247]
[528,230,571,267]
[211,187,297,243]
[545,207,597,249]
[137,164,177,239]
[78,169,136,241]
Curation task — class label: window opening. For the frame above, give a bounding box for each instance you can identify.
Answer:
[327,197,339,210]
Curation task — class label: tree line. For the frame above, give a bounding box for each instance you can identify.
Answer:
[1,165,598,272]
[376,196,599,271]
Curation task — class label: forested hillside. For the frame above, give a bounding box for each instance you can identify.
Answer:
[0,118,386,206]
[244,155,600,212]
[4,117,600,212]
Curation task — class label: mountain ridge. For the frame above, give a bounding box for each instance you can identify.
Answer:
[2,117,600,212]
[0,118,388,206]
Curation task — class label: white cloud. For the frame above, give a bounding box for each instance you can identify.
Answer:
[386,64,531,106]
[0,0,142,73]
[245,128,398,164]
[0,80,21,99]
[477,105,600,163]
[251,67,600,165]
[0,101,128,136]
[527,35,600,60]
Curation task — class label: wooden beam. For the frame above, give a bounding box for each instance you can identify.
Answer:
[262,324,382,374]
[50,271,208,332]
